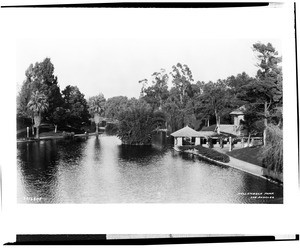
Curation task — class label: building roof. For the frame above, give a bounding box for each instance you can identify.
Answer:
[230,105,246,115]
[198,131,217,137]
[201,124,217,132]
[201,124,238,137]
[218,124,236,135]
[171,126,203,137]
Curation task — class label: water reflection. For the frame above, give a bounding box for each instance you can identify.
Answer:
[17,140,60,203]
[17,135,283,203]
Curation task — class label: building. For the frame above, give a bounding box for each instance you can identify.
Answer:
[170,125,203,148]
[200,106,247,137]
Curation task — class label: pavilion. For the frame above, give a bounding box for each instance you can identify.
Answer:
[170,125,204,148]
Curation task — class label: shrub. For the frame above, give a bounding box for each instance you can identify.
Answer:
[262,125,283,174]
[195,145,230,163]
[177,145,194,151]
[62,131,75,140]
[117,99,154,145]
[105,123,118,135]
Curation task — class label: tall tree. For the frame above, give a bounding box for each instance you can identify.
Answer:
[197,80,231,133]
[88,93,106,135]
[62,85,89,129]
[17,58,63,127]
[139,68,169,110]
[226,72,254,107]
[238,42,282,145]
[162,88,184,132]
[105,96,129,120]
[170,63,194,104]
[27,91,49,139]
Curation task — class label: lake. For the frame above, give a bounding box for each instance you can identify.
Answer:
[17,135,283,203]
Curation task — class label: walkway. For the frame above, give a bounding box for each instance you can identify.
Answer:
[182,148,267,182]
[212,146,264,178]
[223,155,264,178]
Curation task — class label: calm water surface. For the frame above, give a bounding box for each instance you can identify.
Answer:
[17,135,283,203]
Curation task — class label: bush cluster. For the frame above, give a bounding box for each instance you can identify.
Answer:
[62,131,75,140]
[177,145,230,163]
[262,125,283,174]
[195,145,230,163]
[177,145,194,151]
[105,123,118,135]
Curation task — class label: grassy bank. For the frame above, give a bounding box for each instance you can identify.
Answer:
[226,146,263,166]
[178,145,230,163]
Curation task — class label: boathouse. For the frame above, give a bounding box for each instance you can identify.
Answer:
[170,125,203,148]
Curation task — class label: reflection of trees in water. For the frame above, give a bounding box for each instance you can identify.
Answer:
[57,139,86,164]
[118,145,168,164]
[17,139,87,203]
[18,140,60,202]
[93,137,101,161]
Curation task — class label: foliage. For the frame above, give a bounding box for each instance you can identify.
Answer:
[226,72,254,107]
[62,131,75,140]
[62,85,89,127]
[242,107,265,136]
[195,145,230,163]
[162,89,184,132]
[105,96,128,120]
[27,90,49,139]
[237,42,282,126]
[139,69,169,110]
[105,123,118,135]
[261,125,283,173]
[117,99,155,145]
[88,93,106,118]
[152,110,167,129]
[177,145,230,163]
[197,80,232,129]
[17,58,63,124]
[170,63,194,104]
[27,91,49,126]
[51,107,67,127]
[177,145,195,151]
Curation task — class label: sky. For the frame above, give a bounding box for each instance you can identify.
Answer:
[16,38,281,99]
[14,6,284,100]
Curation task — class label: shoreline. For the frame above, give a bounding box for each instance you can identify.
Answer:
[175,148,282,186]
[16,133,101,143]
[16,135,282,186]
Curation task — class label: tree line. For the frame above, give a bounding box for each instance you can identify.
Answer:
[138,42,282,142]
[17,42,282,146]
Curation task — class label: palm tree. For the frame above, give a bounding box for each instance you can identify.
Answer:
[27,91,48,139]
[88,93,106,135]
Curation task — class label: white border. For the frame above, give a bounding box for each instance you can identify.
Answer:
[0,1,299,244]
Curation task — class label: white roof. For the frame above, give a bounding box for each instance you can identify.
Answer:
[171,126,202,137]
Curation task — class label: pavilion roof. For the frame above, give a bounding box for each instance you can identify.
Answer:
[171,126,203,137]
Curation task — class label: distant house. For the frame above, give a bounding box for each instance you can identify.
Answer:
[201,124,237,137]
[230,105,246,128]
[200,105,247,137]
